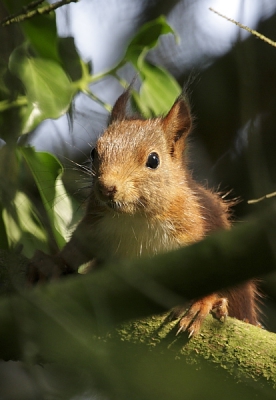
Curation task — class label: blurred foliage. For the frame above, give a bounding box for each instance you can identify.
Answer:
[0,2,180,257]
[1,214,276,399]
[0,1,276,399]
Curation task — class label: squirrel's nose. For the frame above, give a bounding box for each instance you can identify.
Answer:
[98,182,117,199]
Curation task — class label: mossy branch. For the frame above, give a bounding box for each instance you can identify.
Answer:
[112,312,276,394]
[0,205,276,397]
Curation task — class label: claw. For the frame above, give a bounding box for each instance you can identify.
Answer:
[176,294,229,337]
[176,324,187,336]
[188,329,194,339]
[176,326,183,336]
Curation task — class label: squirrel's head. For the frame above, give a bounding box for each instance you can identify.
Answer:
[90,90,192,217]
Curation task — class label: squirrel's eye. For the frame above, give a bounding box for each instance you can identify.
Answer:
[90,147,97,161]
[146,152,160,169]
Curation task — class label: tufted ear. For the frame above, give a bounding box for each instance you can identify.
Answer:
[162,96,192,144]
[109,89,130,124]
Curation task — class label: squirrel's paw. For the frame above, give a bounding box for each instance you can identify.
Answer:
[176,294,228,337]
[28,250,74,284]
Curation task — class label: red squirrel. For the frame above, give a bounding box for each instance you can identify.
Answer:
[29,90,259,336]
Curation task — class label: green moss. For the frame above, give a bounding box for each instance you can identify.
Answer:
[114,312,276,391]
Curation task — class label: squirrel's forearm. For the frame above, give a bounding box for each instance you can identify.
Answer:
[58,218,98,271]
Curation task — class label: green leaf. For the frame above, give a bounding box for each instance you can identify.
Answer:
[2,0,60,62]
[9,45,75,133]
[0,204,9,250]
[0,146,19,209]
[120,16,181,117]
[133,61,181,117]
[58,37,83,82]
[0,66,11,100]
[22,13,60,63]
[19,147,67,248]
[1,147,75,255]
[106,16,176,77]
[125,15,176,64]
[53,175,75,242]
[2,191,48,257]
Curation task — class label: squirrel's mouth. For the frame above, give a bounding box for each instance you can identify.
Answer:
[106,200,123,211]
[105,199,137,214]
[94,181,142,214]
[96,195,139,215]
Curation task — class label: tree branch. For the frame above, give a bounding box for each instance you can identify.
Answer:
[111,312,276,395]
[1,0,78,26]
[209,7,276,48]
[0,206,276,397]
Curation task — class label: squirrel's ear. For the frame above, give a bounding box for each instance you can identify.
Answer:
[109,90,129,124]
[162,96,192,143]
[109,89,130,124]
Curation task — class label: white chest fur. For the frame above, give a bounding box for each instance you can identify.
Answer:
[94,212,179,262]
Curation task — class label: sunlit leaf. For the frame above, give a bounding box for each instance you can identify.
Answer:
[125,15,176,64]
[1,147,75,255]
[9,46,75,133]
[120,16,180,117]
[133,61,181,117]
[0,204,9,250]
[2,191,48,257]
[53,175,75,242]
[19,147,67,248]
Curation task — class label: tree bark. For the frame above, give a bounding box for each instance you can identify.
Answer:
[0,206,276,398]
[112,312,276,391]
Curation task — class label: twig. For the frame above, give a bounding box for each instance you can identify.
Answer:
[248,191,276,204]
[84,89,112,113]
[209,7,276,48]
[0,96,28,112]
[1,0,78,26]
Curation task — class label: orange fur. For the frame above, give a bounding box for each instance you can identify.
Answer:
[30,91,259,336]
